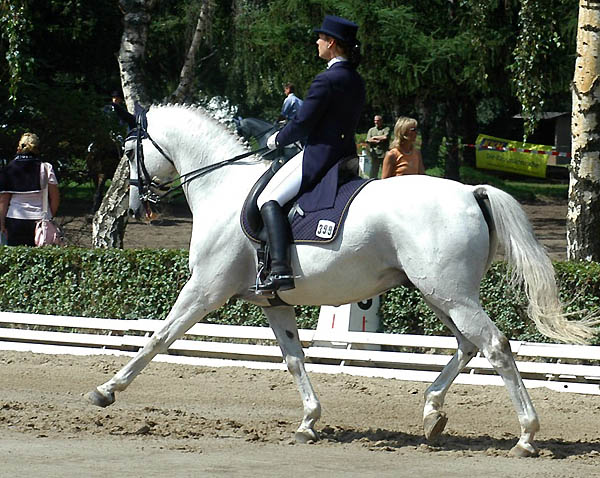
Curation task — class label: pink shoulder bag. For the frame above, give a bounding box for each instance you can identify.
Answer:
[34,163,64,246]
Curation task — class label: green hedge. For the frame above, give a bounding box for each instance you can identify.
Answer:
[1,247,599,344]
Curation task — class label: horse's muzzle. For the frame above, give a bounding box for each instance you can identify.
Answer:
[130,201,160,223]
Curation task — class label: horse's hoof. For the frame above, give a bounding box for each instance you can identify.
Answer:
[86,388,115,408]
[294,428,319,444]
[424,411,448,441]
[509,442,538,457]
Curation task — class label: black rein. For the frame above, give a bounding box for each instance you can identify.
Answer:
[128,122,270,204]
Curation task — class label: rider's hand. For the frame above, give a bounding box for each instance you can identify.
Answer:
[267,132,279,150]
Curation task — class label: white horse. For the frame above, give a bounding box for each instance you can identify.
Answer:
[87,104,597,456]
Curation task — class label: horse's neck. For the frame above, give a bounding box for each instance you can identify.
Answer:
[147,106,269,221]
[163,111,268,216]
[184,159,268,222]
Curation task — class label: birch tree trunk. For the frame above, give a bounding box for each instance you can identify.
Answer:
[92,0,154,248]
[567,0,600,261]
[92,0,212,247]
[91,155,130,248]
[169,0,212,103]
[117,0,154,111]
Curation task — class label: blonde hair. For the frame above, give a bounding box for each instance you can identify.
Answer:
[390,117,417,149]
[16,132,40,155]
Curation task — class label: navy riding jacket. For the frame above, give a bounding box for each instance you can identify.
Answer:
[276,61,365,211]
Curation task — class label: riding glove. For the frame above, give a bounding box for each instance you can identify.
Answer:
[267,132,279,150]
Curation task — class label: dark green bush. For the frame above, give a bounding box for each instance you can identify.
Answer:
[0,247,189,319]
[1,247,599,344]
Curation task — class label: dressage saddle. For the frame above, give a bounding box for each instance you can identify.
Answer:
[242,155,362,243]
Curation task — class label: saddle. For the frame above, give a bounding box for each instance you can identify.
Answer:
[240,156,373,245]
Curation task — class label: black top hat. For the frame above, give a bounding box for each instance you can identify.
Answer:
[313,15,358,45]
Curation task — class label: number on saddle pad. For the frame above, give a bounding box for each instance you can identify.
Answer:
[315,220,335,239]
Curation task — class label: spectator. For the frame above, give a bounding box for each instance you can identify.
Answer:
[365,115,390,178]
[278,83,304,123]
[382,117,425,178]
[0,133,60,246]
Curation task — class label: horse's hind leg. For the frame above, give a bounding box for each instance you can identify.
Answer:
[428,298,540,456]
[87,273,228,407]
[263,306,321,443]
[422,302,478,442]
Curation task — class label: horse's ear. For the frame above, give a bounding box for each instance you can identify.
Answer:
[134,102,148,130]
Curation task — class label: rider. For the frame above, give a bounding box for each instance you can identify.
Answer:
[277,83,303,123]
[256,15,365,293]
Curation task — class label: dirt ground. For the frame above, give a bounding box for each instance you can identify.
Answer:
[1,351,599,478]
[3,197,587,477]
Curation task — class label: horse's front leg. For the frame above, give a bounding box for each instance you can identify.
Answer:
[263,306,321,443]
[87,272,228,407]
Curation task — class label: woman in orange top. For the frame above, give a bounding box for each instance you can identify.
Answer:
[381,116,425,178]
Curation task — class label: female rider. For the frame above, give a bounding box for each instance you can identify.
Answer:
[256,15,366,293]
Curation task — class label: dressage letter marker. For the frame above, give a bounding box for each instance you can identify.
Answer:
[314,297,381,350]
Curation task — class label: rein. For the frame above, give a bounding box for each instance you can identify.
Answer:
[128,117,270,204]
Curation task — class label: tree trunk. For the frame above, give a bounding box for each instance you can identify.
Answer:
[92,0,154,247]
[169,0,212,103]
[415,98,431,166]
[461,102,478,168]
[117,0,154,110]
[445,103,460,181]
[92,155,130,248]
[567,0,600,261]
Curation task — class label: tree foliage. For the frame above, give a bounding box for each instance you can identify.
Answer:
[0,0,123,180]
[0,0,583,181]
[510,0,578,137]
[0,0,32,102]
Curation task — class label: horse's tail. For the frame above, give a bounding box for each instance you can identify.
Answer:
[473,184,599,344]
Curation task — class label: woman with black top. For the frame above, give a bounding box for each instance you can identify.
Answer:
[0,133,60,246]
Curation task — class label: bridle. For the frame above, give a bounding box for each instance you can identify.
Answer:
[127,111,269,206]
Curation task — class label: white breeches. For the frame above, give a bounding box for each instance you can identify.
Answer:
[257,150,304,208]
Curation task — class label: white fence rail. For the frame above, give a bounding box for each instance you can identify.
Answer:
[1,311,599,395]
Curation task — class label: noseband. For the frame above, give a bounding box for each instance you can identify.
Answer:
[127,106,269,206]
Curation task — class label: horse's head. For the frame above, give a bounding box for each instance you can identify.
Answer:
[125,132,177,222]
[235,117,277,148]
[233,116,243,136]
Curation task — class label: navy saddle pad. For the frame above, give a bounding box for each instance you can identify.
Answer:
[241,168,373,244]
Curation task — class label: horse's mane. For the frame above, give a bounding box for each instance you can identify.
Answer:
[148,103,250,155]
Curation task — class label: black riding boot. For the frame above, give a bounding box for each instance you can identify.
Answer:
[257,200,295,292]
